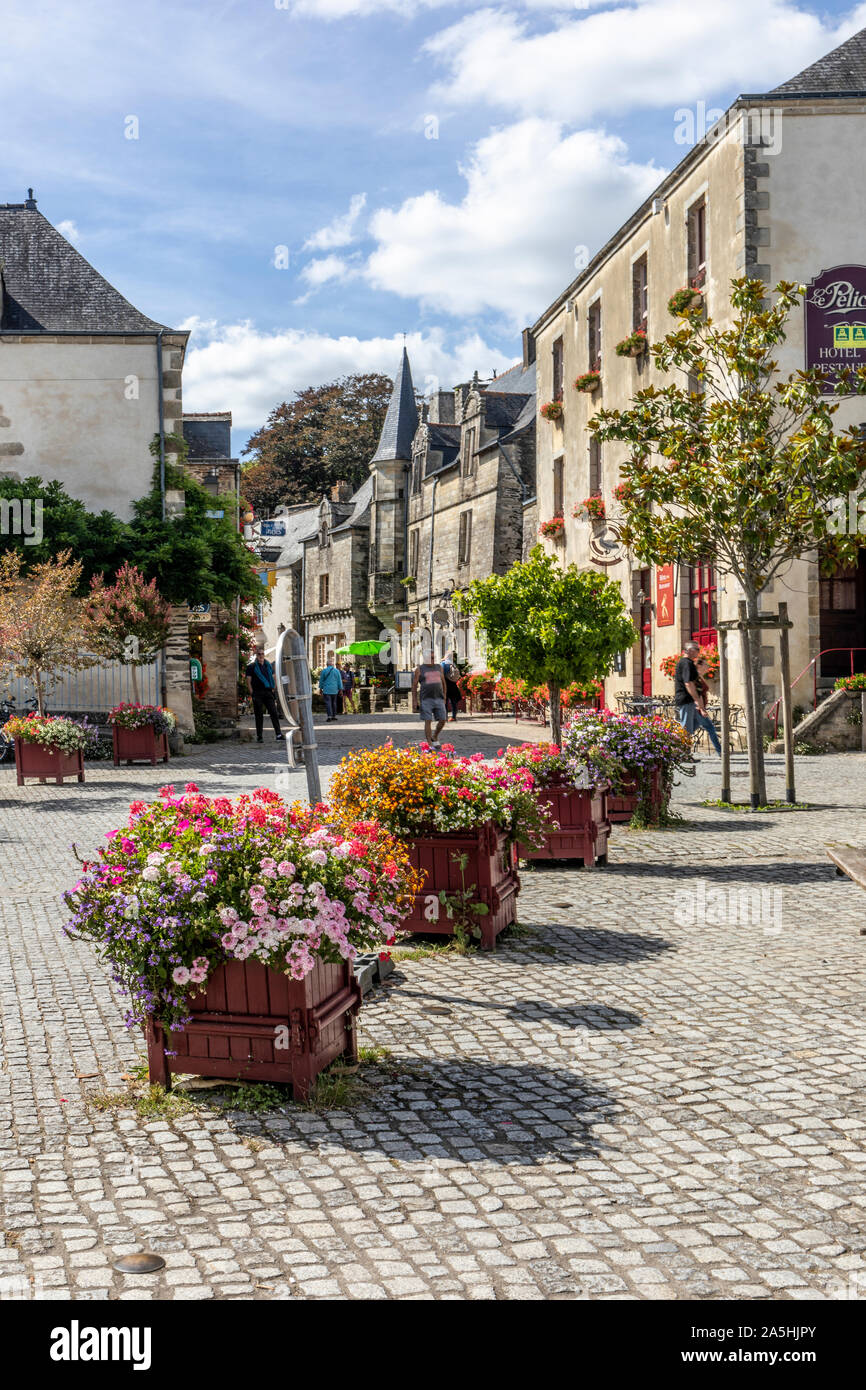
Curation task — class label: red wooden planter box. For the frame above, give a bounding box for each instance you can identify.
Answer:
[403,822,519,949]
[607,768,664,823]
[112,724,170,766]
[14,739,84,786]
[521,784,610,864]
[145,957,361,1101]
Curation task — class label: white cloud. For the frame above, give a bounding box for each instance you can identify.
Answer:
[425,2,866,123]
[299,254,354,287]
[55,219,81,243]
[290,0,586,17]
[363,118,663,324]
[180,318,518,433]
[304,193,367,251]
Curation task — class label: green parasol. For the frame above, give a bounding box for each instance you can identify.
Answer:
[335,641,390,656]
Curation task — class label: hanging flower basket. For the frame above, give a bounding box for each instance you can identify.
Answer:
[539,515,566,540]
[541,400,564,421]
[575,495,606,521]
[615,329,647,358]
[574,371,601,393]
[667,286,704,316]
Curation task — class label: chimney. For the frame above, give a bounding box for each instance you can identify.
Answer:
[427,391,455,425]
[522,328,536,369]
[24,188,37,211]
[331,480,353,503]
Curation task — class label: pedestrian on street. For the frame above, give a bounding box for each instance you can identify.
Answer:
[412,651,447,748]
[245,644,284,743]
[318,651,344,722]
[341,662,356,713]
[440,651,462,723]
[674,641,721,755]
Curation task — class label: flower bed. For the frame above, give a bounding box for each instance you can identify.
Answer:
[64,785,420,1094]
[499,743,610,864]
[563,709,692,827]
[4,713,87,785]
[328,743,551,946]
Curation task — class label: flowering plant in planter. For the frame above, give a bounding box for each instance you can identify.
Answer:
[539,516,566,539]
[498,741,574,787]
[575,495,606,521]
[329,742,551,849]
[494,675,528,702]
[108,702,177,735]
[563,709,692,821]
[835,672,866,691]
[63,784,421,1033]
[574,370,601,393]
[541,400,564,421]
[659,643,719,680]
[460,669,496,699]
[562,679,602,708]
[614,328,647,358]
[3,712,88,753]
[667,285,703,316]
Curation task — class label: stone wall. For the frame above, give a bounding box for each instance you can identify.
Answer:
[768,688,864,752]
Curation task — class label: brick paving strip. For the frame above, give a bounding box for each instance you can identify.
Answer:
[1,712,866,1300]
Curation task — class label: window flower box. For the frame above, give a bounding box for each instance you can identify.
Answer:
[539,516,566,540]
[575,495,606,521]
[541,400,564,421]
[574,371,601,393]
[145,956,361,1100]
[615,329,647,358]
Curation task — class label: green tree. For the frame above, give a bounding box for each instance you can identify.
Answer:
[591,277,866,802]
[85,562,171,703]
[0,476,128,583]
[241,372,393,509]
[127,436,263,607]
[457,545,636,745]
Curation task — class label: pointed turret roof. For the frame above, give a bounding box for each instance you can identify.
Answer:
[372,347,418,463]
[771,26,866,94]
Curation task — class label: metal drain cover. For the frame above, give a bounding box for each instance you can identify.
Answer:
[113,1253,166,1274]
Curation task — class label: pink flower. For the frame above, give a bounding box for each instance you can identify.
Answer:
[172,966,190,985]
[184,782,200,792]
[440,743,455,753]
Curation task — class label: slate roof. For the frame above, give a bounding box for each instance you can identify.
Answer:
[371,347,418,462]
[0,200,169,333]
[182,414,232,460]
[259,505,321,567]
[483,390,531,431]
[771,26,866,94]
[332,474,373,533]
[424,424,461,477]
[489,360,536,395]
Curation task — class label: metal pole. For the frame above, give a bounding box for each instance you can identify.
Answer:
[718,626,731,803]
[274,627,321,805]
[738,600,761,810]
[861,690,866,754]
[778,601,796,805]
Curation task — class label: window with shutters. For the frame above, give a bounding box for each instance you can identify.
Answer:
[552,337,564,402]
[409,528,419,577]
[687,197,707,288]
[458,511,472,566]
[589,437,602,496]
[553,456,564,517]
[632,254,648,332]
[587,300,602,370]
[318,573,329,608]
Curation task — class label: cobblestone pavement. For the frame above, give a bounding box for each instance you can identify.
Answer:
[2,713,866,1300]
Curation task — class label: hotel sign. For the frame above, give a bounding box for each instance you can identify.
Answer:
[805,266,866,392]
[656,564,675,627]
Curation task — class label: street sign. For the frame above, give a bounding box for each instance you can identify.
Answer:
[189,658,203,682]
[205,509,225,519]
[260,520,286,537]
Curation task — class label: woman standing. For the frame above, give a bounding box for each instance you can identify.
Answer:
[441,652,462,723]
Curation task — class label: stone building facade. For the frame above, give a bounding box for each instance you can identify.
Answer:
[531,28,866,714]
[251,346,537,674]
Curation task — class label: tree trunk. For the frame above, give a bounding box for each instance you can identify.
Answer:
[130,663,140,704]
[744,589,768,805]
[549,680,562,747]
[34,671,45,716]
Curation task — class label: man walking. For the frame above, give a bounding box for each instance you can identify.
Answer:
[412,650,447,749]
[245,644,284,743]
[318,651,343,722]
[674,640,721,754]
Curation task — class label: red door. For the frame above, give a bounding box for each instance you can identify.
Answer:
[640,569,653,695]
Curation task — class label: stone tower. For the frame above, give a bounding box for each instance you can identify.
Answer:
[368,347,418,625]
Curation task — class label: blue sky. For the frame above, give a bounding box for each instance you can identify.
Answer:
[3,0,865,452]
